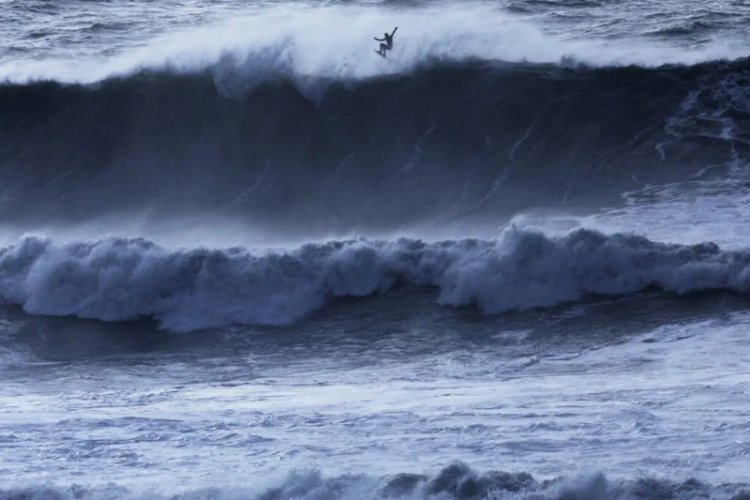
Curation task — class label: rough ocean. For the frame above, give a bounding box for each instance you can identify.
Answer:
[1,0,750,498]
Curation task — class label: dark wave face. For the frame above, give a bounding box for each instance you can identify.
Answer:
[1,58,748,234]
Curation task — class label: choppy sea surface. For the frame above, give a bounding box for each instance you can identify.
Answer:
[1,0,750,498]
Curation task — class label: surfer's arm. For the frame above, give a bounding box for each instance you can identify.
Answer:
[391,27,398,36]
[374,36,385,41]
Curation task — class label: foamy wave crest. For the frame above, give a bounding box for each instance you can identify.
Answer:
[2,463,748,499]
[0,3,746,86]
[0,227,748,332]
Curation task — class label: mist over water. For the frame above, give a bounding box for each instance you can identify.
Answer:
[2,0,750,498]
[2,1,749,85]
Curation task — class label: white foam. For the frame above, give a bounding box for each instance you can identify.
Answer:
[0,3,746,86]
[0,227,747,332]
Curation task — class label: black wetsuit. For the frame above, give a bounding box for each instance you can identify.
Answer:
[375,28,398,57]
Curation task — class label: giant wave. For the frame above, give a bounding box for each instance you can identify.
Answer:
[0,58,748,232]
[2,227,750,332]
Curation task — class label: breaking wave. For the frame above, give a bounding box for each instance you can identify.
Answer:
[1,2,748,85]
[2,227,750,332]
[1,58,748,231]
[1,463,748,499]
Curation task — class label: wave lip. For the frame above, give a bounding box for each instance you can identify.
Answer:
[1,2,748,86]
[0,227,748,332]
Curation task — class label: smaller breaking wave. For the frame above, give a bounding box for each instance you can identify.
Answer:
[1,227,749,332]
[1,462,748,499]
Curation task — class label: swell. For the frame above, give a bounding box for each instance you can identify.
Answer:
[0,59,748,232]
[1,227,749,332]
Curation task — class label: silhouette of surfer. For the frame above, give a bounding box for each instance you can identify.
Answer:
[374,27,398,57]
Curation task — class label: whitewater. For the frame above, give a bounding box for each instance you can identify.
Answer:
[1,0,750,498]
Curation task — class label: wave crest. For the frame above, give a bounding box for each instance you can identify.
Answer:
[1,227,748,332]
[1,3,748,86]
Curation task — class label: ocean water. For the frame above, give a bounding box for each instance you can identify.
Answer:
[1,0,750,498]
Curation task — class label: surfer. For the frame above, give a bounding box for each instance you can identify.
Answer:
[374,27,398,57]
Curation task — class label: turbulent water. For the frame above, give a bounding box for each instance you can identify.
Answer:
[1,0,750,498]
